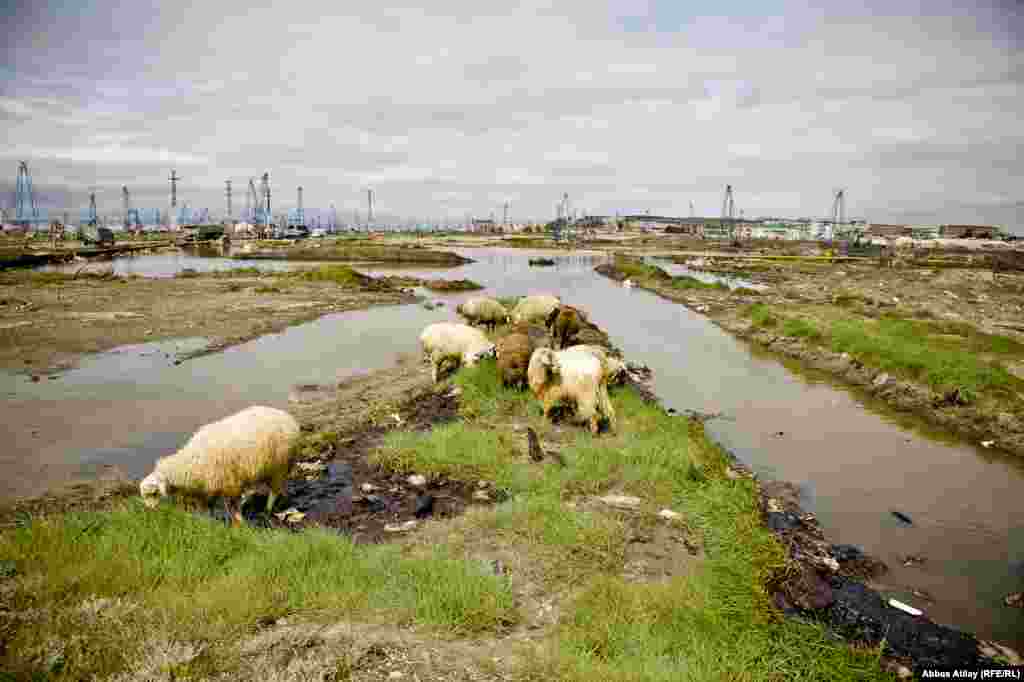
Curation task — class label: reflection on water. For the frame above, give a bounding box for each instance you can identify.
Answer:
[10,247,1024,647]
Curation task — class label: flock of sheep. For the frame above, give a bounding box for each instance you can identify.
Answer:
[140,294,625,525]
[426,294,622,433]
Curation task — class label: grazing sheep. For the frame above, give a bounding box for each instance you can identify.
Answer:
[572,344,628,386]
[419,322,496,383]
[510,294,561,325]
[544,305,588,350]
[495,331,535,388]
[139,406,300,525]
[527,346,616,434]
[456,297,510,332]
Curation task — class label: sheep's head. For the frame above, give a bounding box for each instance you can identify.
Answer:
[527,348,559,393]
[140,472,169,508]
[545,306,561,330]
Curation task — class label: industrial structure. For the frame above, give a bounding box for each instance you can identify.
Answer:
[15,161,37,228]
[4,162,1012,239]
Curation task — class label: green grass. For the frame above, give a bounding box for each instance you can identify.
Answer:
[741,304,1022,401]
[745,303,778,328]
[372,361,890,679]
[667,275,729,291]
[612,258,672,282]
[282,264,371,287]
[2,324,895,680]
[0,504,516,678]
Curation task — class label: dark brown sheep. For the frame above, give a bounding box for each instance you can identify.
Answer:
[495,332,534,389]
[545,305,587,351]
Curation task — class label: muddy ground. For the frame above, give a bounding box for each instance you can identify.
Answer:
[0,270,416,374]
[596,255,1024,458]
[2,301,1021,678]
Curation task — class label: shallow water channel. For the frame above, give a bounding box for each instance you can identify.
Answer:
[9,246,1024,647]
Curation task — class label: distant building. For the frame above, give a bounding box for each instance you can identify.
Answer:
[867,223,912,238]
[471,218,500,234]
[939,224,1001,239]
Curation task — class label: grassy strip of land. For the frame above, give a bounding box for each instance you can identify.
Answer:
[743,303,1024,404]
[0,355,893,679]
[605,258,730,291]
[237,243,473,265]
[374,361,892,680]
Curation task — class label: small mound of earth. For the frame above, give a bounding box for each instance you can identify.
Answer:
[212,385,488,543]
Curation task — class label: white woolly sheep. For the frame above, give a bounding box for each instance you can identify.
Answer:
[456,297,510,332]
[510,294,561,325]
[572,344,628,386]
[139,406,300,524]
[527,346,616,434]
[419,322,496,383]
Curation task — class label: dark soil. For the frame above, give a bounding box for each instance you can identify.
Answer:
[215,387,501,543]
[757,478,1013,672]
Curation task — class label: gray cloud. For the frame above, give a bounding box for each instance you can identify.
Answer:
[1,0,1021,232]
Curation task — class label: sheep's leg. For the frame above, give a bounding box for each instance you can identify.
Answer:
[224,498,243,527]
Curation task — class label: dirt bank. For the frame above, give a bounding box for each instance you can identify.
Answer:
[0,268,416,374]
[596,258,1024,458]
[234,241,474,266]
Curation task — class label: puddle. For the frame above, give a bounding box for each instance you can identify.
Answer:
[8,246,1024,647]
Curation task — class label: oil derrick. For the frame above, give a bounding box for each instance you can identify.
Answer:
[122,185,136,230]
[88,191,98,227]
[15,161,36,229]
[831,189,846,231]
[721,184,736,240]
[259,173,271,227]
[721,184,735,220]
[168,169,182,229]
[225,180,233,223]
[247,178,259,223]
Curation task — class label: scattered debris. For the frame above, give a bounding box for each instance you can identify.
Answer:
[413,494,434,518]
[383,520,418,533]
[360,482,378,493]
[472,490,491,501]
[407,474,427,487]
[872,372,890,387]
[888,598,923,617]
[981,440,995,448]
[657,509,683,522]
[891,510,914,525]
[1005,592,1023,608]
[902,555,926,568]
[273,508,306,524]
[599,494,642,510]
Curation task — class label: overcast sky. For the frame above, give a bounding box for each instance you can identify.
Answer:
[2,0,1022,230]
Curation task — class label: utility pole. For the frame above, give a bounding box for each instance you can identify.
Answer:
[503,201,509,227]
[367,189,374,230]
[689,200,694,218]
[297,186,304,227]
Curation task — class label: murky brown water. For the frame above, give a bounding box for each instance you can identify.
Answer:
[10,246,1024,648]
